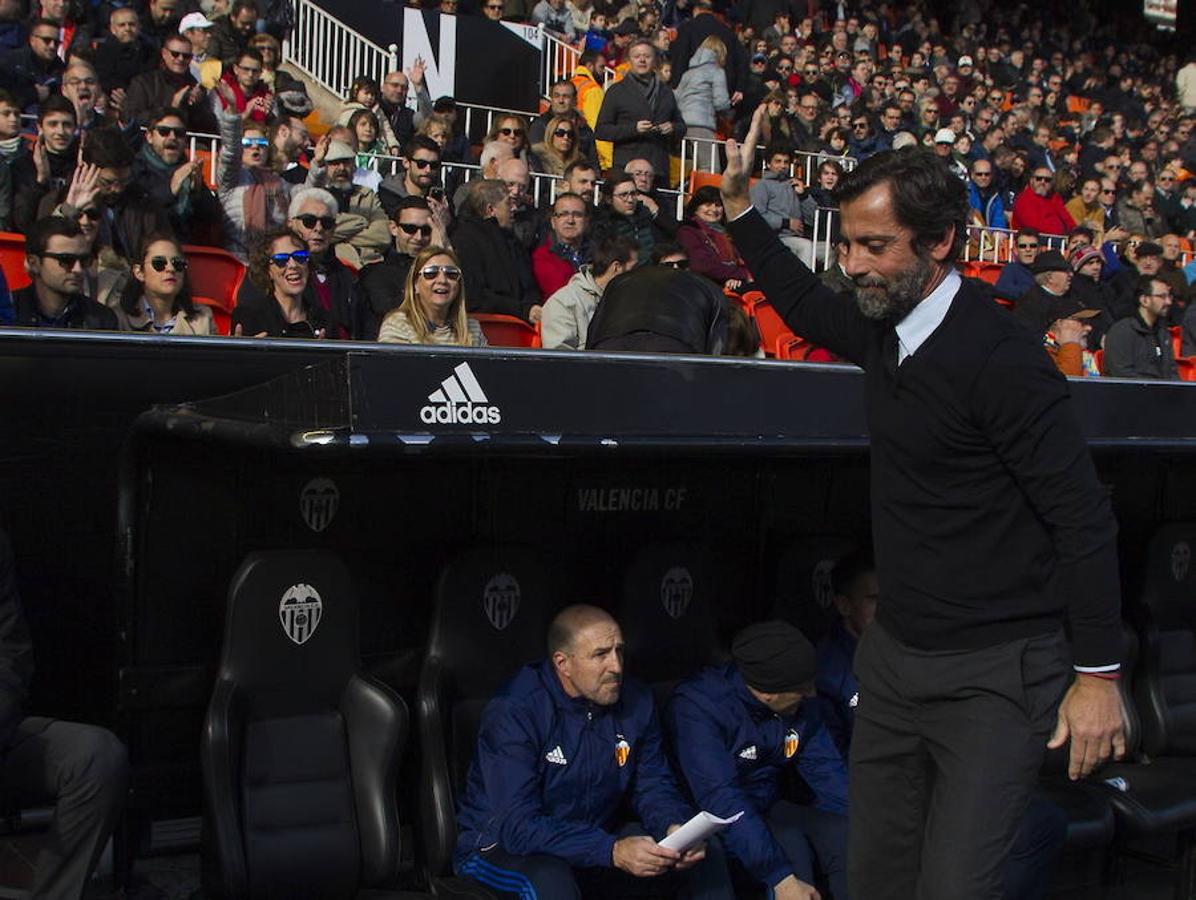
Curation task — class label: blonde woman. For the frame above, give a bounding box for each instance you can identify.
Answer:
[674,35,730,170]
[378,246,488,346]
[529,114,583,176]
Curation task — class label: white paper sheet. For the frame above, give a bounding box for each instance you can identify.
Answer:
[658,810,745,852]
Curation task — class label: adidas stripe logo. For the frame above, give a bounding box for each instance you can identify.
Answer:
[849,692,859,708]
[738,745,757,760]
[545,745,568,765]
[419,362,502,425]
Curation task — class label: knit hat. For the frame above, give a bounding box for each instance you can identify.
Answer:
[1070,246,1104,271]
[731,621,817,693]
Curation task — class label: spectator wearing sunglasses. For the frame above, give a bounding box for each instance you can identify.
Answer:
[357,196,446,340]
[529,114,585,178]
[484,114,531,164]
[0,18,65,113]
[378,245,486,346]
[994,228,1042,302]
[528,80,596,166]
[233,228,324,337]
[114,233,215,334]
[133,106,223,243]
[541,233,637,350]
[125,34,217,133]
[1011,166,1076,236]
[12,217,117,330]
[214,86,290,261]
[380,135,445,217]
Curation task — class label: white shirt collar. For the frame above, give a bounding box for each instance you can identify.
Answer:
[894,268,962,364]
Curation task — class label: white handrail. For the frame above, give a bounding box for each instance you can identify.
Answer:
[285,0,398,98]
[678,136,858,195]
[541,29,617,94]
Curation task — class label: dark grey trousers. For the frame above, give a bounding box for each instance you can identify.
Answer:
[848,621,1070,900]
[2,717,128,900]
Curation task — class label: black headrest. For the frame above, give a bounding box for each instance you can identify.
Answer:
[219,551,359,714]
[618,542,721,684]
[772,535,861,644]
[585,268,727,354]
[427,546,554,698]
[1141,524,1196,626]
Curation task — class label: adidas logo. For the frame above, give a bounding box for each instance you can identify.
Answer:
[738,745,757,760]
[545,745,568,766]
[419,362,502,425]
[849,692,859,708]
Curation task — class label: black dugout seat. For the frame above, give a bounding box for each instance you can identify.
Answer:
[417,546,555,884]
[771,535,860,647]
[618,542,725,692]
[201,551,420,900]
[1094,525,1196,894]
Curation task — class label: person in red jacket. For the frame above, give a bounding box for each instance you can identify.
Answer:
[532,191,590,300]
[1011,166,1076,236]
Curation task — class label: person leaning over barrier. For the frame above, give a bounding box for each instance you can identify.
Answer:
[720,107,1124,900]
[454,604,725,899]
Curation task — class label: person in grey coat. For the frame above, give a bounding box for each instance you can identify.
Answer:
[595,39,686,187]
[750,145,819,266]
[674,38,730,170]
[541,234,637,350]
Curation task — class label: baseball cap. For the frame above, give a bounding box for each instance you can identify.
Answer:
[179,11,213,31]
[957,55,974,67]
[934,127,956,144]
[1136,241,1164,258]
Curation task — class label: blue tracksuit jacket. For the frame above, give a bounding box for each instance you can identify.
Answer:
[815,621,859,755]
[454,660,693,870]
[666,664,848,888]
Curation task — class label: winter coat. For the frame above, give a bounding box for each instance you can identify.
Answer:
[750,170,816,235]
[541,266,602,350]
[674,47,729,132]
[215,111,291,261]
[595,73,686,179]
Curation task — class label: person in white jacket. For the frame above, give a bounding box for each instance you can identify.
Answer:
[541,234,637,350]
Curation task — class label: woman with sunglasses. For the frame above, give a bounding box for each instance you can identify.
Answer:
[485,115,530,162]
[214,78,291,261]
[232,228,324,338]
[528,114,583,177]
[114,234,216,334]
[248,34,281,89]
[378,246,486,346]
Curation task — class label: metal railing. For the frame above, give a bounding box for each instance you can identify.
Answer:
[541,29,618,92]
[285,0,398,98]
[678,137,859,194]
[959,224,1068,263]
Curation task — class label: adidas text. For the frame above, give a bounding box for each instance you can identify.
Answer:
[420,362,502,425]
[420,403,502,425]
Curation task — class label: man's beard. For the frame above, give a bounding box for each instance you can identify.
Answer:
[852,250,935,322]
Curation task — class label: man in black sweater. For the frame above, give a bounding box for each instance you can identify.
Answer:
[721,108,1125,900]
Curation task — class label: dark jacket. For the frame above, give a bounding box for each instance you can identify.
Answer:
[93,35,158,92]
[124,67,218,133]
[727,209,1121,669]
[1104,311,1179,380]
[234,258,354,339]
[454,660,693,870]
[204,16,248,64]
[815,621,858,755]
[594,75,686,181]
[585,266,727,353]
[131,142,224,244]
[591,205,659,266]
[1069,272,1118,347]
[667,664,848,888]
[9,146,75,233]
[12,285,118,330]
[0,46,64,111]
[355,247,415,340]
[0,527,33,753]
[450,214,540,321]
[992,259,1035,302]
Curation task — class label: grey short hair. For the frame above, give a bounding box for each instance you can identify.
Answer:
[288,187,339,219]
[479,139,513,170]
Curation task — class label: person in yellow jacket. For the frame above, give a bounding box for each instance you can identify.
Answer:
[571,50,611,169]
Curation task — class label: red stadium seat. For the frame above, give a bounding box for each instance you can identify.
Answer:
[963,261,1004,285]
[0,232,30,291]
[471,313,538,347]
[1170,325,1183,360]
[182,245,245,313]
[194,295,232,336]
[777,335,816,361]
[1093,348,1104,375]
[1177,356,1196,382]
[751,299,797,358]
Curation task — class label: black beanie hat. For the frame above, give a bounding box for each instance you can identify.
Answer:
[731,620,817,693]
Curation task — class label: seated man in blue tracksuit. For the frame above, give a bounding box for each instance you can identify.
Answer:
[454,604,722,898]
[817,550,1068,900]
[668,621,849,900]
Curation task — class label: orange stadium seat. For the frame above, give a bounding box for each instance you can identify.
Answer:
[1177,356,1196,382]
[472,313,538,347]
[751,299,797,357]
[0,232,30,291]
[182,244,245,313]
[962,261,1004,285]
[1171,326,1183,360]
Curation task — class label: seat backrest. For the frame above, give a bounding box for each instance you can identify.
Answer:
[618,541,723,686]
[1133,524,1196,757]
[203,551,406,899]
[195,295,232,335]
[752,300,797,357]
[0,232,30,292]
[418,546,555,874]
[471,313,537,347]
[183,244,246,311]
[772,535,860,647]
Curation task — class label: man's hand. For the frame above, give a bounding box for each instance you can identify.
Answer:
[65,163,102,210]
[773,873,821,900]
[171,84,192,107]
[1052,318,1087,346]
[638,193,660,216]
[788,217,803,235]
[32,134,51,184]
[408,55,426,86]
[730,90,743,106]
[1047,674,1126,780]
[213,78,235,109]
[662,824,706,870]
[721,105,764,220]
[612,835,680,878]
[528,304,543,323]
[636,119,654,133]
[312,133,332,166]
[108,87,126,114]
[656,121,674,136]
[171,158,203,195]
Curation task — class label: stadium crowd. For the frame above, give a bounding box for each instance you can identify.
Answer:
[0,0,1193,367]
